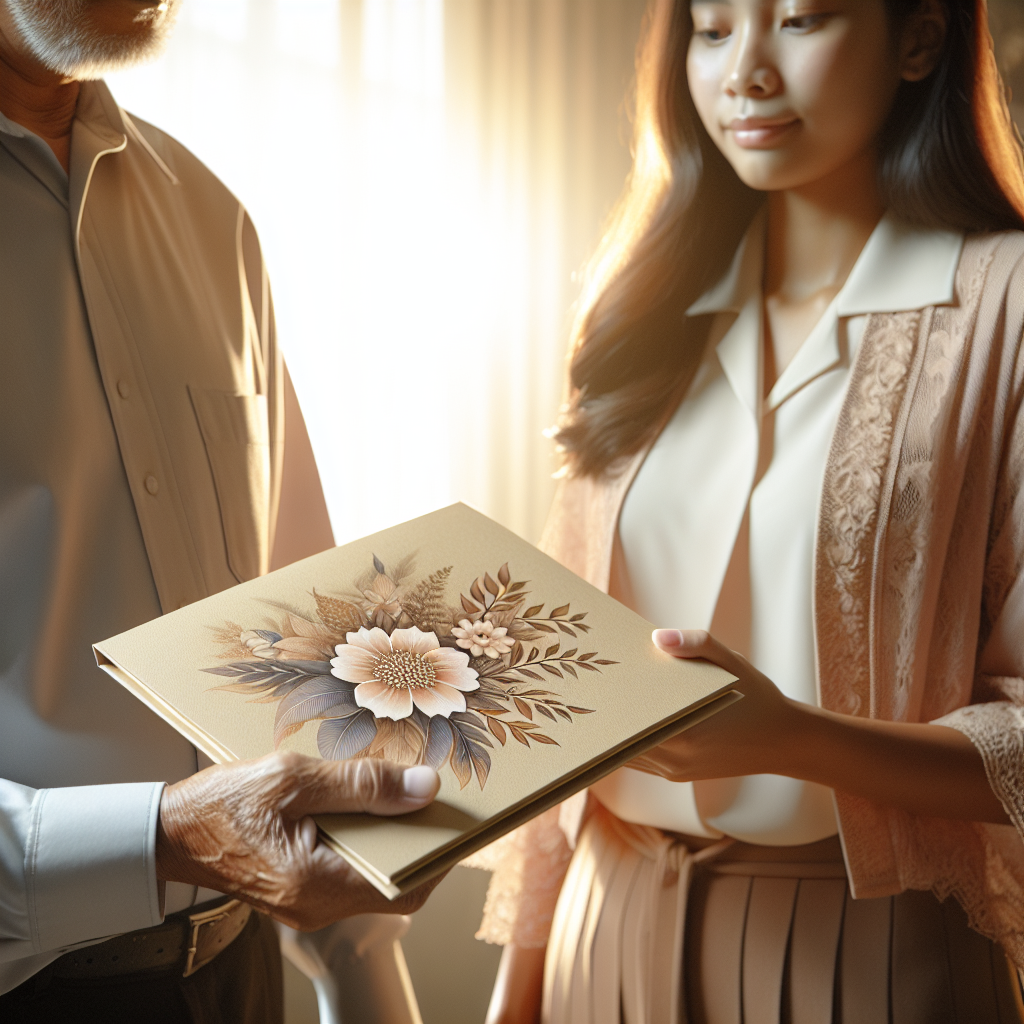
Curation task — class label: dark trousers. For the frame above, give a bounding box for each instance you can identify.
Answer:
[0,911,283,1024]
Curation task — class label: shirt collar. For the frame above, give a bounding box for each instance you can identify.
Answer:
[685,211,964,320]
[73,80,129,148]
[0,80,126,144]
[686,208,766,317]
[837,215,963,315]
[0,107,28,138]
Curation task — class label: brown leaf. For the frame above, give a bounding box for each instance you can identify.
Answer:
[511,641,524,666]
[554,707,572,721]
[527,648,540,662]
[576,662,600,672]
[530,733,559,745]
[570,613,587,622]
[546,643,560,658]
[567,706,596,714]
[488,718,507,745]
[563,649,578,659]
[508,725,529,746]
[461,594,480,614]
[273,636,333,660]
[449,732,473,788]
[313,590,365,635]
[557,623,576,636]
[576,622,592,633]
[507,581,527,592]
[498,563,511,587]
[476,707,510,717]
[535,704,556,721]
[541,664,563,678]
[365,718,425,765]
[513,696,533,719]
[517,668,543,680]
[507,720,539,729]
[483,573,500,596]
[578,652,597,661]
[523,605,544,619]
[551,604,570,618]
[594,659,619,666]
[470,579,486,604]
[563,663,578,679]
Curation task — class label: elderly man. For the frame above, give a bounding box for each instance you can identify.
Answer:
[0,1,438,1020]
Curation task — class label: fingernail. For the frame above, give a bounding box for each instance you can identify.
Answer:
[402,765,439,800]
[299,816,318,853]
[653,629,683,647]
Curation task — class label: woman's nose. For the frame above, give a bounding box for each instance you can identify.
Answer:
[725,28,781,98]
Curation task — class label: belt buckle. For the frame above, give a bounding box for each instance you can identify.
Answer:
[183,899,252,977]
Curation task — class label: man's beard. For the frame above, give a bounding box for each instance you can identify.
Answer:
[6,0,182,80]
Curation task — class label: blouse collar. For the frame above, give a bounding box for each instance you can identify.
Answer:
[685,210,964,319]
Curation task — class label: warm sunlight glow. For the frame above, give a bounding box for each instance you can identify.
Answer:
[108,0,640,545]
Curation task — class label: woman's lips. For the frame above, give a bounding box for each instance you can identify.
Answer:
[726,117,799,149]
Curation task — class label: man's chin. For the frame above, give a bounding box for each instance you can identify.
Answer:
[6,0,182,81]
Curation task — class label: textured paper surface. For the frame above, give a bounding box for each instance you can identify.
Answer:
[95,503,736,896]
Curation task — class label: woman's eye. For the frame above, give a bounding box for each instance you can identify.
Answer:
[694,25,731,43]
[780,13,829,32]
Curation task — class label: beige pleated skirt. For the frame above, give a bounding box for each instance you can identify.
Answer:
[543,803,1024,1024]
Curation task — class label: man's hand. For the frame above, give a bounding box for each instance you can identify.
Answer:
[156,752,442,930]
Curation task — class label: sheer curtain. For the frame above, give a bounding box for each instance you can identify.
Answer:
[108,0,647,546]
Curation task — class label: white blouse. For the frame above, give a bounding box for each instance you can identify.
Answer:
[591,212,963,845]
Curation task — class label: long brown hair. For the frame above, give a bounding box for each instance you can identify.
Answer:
[555,0,1024,478]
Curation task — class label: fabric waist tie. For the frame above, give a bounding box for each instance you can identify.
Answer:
[542,803,732,1024]
[542,804,846,1024]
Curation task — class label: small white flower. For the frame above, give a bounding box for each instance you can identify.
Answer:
[451,618,514,659]
[241,629,281,659]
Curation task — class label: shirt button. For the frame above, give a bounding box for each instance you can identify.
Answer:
[145,475,159,495]
[117,380,130,399]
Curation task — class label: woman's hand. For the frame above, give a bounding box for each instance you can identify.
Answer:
[628,629,1010,825]
[156,751,444,930]
[628,629,801,781]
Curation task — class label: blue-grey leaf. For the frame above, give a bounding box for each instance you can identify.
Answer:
[273,676,358,746]
[423,716,455,770]
[318,710,378,761]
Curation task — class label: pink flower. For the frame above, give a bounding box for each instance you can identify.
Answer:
[330,626,479,721]
[452,618,514,659]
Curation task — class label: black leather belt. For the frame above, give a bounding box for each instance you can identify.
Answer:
[45,897,253,981]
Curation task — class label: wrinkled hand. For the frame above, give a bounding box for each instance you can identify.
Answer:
[628,629,800,782]
[156,752,442,930]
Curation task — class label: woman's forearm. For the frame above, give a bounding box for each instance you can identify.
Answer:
[486,944,545,1024]
[780,702,1009,825]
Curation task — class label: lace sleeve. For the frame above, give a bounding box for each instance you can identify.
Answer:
[464,806,573,948]
[936,697,1024,836]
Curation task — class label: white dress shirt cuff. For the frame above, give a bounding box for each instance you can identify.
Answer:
[27,782,165,954]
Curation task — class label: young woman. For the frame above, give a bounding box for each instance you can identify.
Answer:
[480,1,1024,1021]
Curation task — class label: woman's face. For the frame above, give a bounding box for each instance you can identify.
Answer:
[686,0,906,193]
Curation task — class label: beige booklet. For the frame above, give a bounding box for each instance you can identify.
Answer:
[94,503,739,899]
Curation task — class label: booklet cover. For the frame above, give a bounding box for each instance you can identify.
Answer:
[94,503,739,898]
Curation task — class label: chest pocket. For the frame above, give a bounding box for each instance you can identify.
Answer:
[189,387,270,583]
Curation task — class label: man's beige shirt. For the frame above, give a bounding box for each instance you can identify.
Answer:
[0,80,291,992]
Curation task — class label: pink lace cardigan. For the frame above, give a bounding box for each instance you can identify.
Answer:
[474,231,1024,966]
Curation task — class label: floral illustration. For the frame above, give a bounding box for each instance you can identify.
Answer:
[203,556,617,789]
[331,626,480,721]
